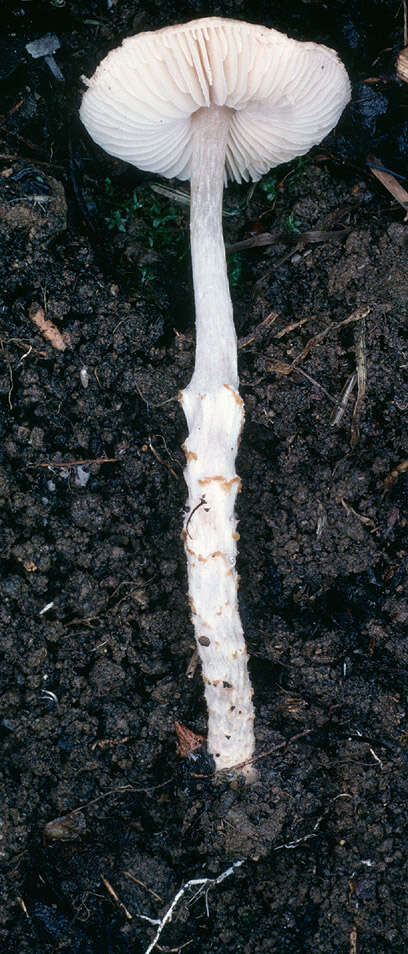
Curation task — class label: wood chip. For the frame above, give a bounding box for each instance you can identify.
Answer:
[29,303,67,351]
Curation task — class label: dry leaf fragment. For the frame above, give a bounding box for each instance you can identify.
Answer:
[43,811,86,842]
[29,303,68,351]
[174,721,206,758]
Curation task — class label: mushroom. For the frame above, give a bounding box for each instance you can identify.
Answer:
[80,17,350,778]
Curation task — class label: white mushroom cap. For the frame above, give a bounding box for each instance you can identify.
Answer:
[80,17,350,183]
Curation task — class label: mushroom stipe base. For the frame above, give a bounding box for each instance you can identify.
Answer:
[180,385,255,777]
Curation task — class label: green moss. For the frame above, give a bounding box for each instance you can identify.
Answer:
[104,178,186,260]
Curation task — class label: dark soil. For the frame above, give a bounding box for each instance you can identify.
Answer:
[1,1,408,952]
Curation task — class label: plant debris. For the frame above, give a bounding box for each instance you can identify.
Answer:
[368,156,408,218]
[29,303,67,350]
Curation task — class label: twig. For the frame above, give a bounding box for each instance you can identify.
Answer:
[0,335,47,358]
[191,727,313,778]
[66,780,175,818]
[231,727,312,773]
[270,308,370,381]
[68,135,97,234]
[227,228,350,255]
[91,736,130,751]
[290,306,370,371]
[7,97,25,118]
[35,457,119,468]
[143,861,244,954]
[330,372,357,426]
[254,230,350,290]
[100,874,132,921]
[160,941,194,952]
[350,320,367,447]
[368,156,408,218]
[293,366,336,404]
[16,897,30,919]
[147,437,178,479]
[340,498,376,528]
[274,315,310,338]
[135,382,177,409]
[123,872,163,903]
[238,311,279,349]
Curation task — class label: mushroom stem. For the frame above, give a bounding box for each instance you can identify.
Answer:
[189,106,236,391]
[180,105,255,777]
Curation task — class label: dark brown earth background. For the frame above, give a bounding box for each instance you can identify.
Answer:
[1,1,407,951]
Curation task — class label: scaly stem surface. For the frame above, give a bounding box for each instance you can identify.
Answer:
[180,106,255,776]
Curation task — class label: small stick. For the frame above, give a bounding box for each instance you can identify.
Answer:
[123,872,163,903]
[238,310,278,349]
[135,382,177,409]
[228,228,350,255]
[350,320,367,447]
[293,366,336,404]
[340,498,376,528]
[274,315,310,338]
[100,874,132,921]
[269,308,370,379]
[330,372,357,426]
[91,736,130,751]
[0,335,47,358]
[192,727,313,778]
[368,156,408,218]
[17,897,30,919]
[290,306,370,371]
[147,438,178,479]
[163,941,194,952]
[36,457,119,468]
